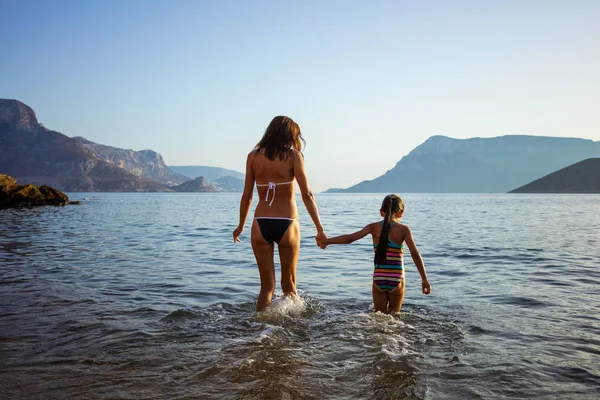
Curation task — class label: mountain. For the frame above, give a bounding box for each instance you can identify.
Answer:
[73,137,189,186]
[169,165,244,181]
[334,135,600,193]
[171,176,219,192]
[0,99,168,192]
[509,158,600,193]
[213,175,244,192]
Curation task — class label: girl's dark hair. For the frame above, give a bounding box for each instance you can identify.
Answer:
[374,194,405,266]
[255,116,305,161]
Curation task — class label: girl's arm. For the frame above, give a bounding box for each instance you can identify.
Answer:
[321,224,373,245]
[404,226,431,294]
[233,152,255,243]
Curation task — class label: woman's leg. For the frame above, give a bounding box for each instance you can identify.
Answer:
[251,220,276,311]
[372,283,389,313]
[387,279,406,314]
[277,220,300,296]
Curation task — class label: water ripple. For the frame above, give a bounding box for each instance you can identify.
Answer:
[1,193,599,399]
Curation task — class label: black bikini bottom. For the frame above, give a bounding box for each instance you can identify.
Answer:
[255,218,294,243]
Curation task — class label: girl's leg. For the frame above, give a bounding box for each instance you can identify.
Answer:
[277,221,300,297]
[251,220,276,311]
[372,283,389,313]
[387,279,406,314]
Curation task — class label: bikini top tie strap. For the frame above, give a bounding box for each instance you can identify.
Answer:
[256,181,294,207]
[265,182,276,206]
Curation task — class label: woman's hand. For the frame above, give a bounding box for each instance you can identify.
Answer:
[422,279,431,295]
[233,225,243,243]
[316,231,328,249]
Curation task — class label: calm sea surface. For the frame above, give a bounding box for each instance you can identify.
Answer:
[1,193,599,399]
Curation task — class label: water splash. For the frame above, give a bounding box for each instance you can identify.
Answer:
[263,294,306,317]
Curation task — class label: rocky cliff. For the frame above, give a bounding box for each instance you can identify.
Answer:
[73,137,189,186]
[0,100,39,132]
[0,99,168,192]
[335,135,600,193]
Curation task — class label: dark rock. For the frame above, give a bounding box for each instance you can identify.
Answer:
[0,174,17,190]
[0,174,70,209]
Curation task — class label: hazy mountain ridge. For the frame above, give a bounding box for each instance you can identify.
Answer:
[510,158,600,193]
[337,135,600,193]
[169,165,244,182]
[73,137,189,186]
[6,99,597,194]
[0,99,168,192]
[171,176,219,192]
[213,175,244,192]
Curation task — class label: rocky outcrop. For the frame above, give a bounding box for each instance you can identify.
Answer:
[333,135,600,193]
[510,158,600,193]
[0,174,71,209]
[171,176,218,192]
[0,99,170,192]
[73,137,189,186]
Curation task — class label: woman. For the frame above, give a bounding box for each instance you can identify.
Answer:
[233,116,326,311]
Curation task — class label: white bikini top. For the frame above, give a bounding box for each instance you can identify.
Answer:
[255,180,294,206]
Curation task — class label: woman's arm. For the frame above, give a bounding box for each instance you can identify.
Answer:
[404,226,431,294]
[233,152,255,243]
[321,224,372,246]
[293,150,324,235]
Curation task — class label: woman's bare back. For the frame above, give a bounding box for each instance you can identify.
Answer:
[251,150,299,219]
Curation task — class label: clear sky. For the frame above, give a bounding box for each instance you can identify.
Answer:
[2,0,599,191]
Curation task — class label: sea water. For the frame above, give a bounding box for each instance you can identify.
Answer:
[1,193,599,399]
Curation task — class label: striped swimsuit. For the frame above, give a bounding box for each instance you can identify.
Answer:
[373,222,405,291]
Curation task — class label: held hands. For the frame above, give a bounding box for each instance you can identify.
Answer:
[316,231,328,249]
[422,279,431,295]
[233,225,243,243]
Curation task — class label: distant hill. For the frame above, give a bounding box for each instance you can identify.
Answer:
[0,99,167,192]
[171,176,218,192]
[213,175,244,192]
[73,137,189,186]
[331,135,600,193]
[509,158,600,193]
[169,165,244,181]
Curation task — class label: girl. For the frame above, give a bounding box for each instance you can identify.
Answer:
[320,194,430,313]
